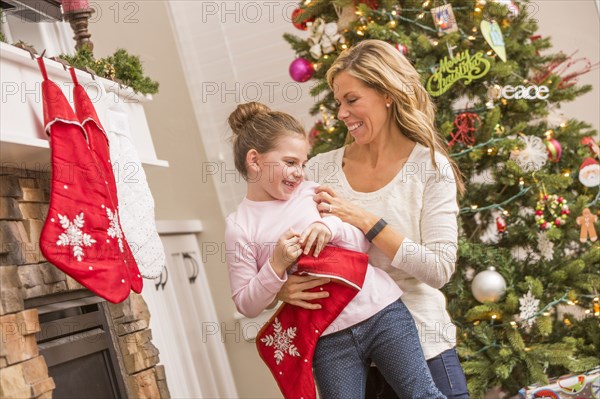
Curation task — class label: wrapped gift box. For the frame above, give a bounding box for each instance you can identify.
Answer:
[519,367,600,399]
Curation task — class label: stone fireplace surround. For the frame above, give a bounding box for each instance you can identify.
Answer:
[0,165,170,398]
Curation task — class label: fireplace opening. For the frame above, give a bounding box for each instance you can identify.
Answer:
[26,291,127,399]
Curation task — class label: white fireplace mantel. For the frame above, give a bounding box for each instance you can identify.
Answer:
[0,42,168,169]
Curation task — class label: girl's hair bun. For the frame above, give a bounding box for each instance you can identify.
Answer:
[228,102,271,134]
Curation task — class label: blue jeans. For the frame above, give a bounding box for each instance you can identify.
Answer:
[313,299,446,399]
[365,347,470,399]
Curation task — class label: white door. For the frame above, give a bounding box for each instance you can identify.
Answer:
[142,220,238,399]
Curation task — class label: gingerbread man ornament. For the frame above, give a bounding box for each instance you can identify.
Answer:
[576,208,598,242]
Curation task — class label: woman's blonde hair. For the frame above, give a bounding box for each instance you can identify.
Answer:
[326,39,465,195]
[228,102,305,180]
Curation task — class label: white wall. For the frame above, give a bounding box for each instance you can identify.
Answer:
[166,0,318,217]
[535,0,599,133]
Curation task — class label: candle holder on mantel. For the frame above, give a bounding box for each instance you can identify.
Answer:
[62,0,94,51]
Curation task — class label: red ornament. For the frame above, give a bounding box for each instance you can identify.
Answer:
[358,0,379,9]
[395,43,408,56]
[309,121,322,146]
[554,218,562,226]
[448,112,481,147]
[529,35,542,54]
[291,8,313,31]
[581,136,600,158]
[496,216,507,234]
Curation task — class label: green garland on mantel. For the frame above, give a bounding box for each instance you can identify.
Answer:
[60,47,159,95]
[0,15,158,95]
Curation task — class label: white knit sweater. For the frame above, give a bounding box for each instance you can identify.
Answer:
[305,143,459,360]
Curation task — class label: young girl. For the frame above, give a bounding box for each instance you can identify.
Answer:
[225,102,446,399]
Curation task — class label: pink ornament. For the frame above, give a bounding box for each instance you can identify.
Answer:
[62,0,89,13]
[545,138,562,163]
[289,58,314,83]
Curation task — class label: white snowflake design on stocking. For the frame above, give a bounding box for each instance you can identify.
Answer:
[106,207,124,253]
[260,317,300,365]
[56,213,97,261]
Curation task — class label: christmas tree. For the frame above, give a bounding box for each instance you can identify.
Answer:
[284,1,600,397]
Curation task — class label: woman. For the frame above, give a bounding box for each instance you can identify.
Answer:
[277,40,469,398]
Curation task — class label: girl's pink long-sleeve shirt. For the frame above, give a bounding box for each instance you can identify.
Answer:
[225,181,402,335]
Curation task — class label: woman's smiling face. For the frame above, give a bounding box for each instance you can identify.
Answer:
[332,71,392,145]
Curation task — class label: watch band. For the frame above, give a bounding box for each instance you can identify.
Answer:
[365,218,388,242]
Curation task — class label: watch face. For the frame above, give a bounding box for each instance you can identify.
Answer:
[592,376,600,399]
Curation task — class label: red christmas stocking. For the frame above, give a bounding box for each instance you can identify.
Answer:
[256,246,368,399]
[37,58,137,303]
[70,68,143,293]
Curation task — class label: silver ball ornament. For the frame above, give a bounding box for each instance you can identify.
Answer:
[471,267,507,303]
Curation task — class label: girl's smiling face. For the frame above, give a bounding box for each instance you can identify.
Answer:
[247,135,309,201]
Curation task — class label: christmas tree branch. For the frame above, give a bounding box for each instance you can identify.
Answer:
[460,185,532,214]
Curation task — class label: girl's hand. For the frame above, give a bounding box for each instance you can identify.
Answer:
[314,186,374,233]
[276,275,330,309]
[299,222,332,257]
[270,228,302,277]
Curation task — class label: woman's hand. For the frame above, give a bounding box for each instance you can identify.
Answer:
[314,186,376,233]
[299,222,332,257]
[276,275,330,309]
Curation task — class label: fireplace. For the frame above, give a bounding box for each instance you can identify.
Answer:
[28,291,127,399]
[0,166,170,399]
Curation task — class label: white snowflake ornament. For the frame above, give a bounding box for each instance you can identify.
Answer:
[56,213,97,261]
[260,317,300,365]
[510,135,548,173]
[519,289,540,327]
[537,231,554,261]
